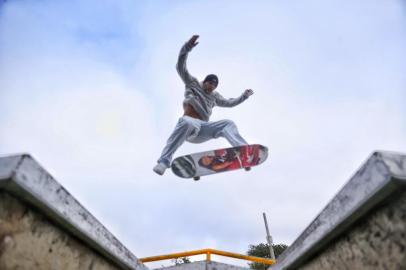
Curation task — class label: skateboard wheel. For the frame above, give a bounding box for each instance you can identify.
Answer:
[193,176,200,181]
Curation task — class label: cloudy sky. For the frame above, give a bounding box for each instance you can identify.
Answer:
[1,0,405,267]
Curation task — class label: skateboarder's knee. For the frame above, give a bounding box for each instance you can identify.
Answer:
[180,118,194,129]
[223,119,236,128]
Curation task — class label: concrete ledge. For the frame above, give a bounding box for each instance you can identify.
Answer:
[270,151,406,270]
[0,154,147,270]
[155,261,249,270]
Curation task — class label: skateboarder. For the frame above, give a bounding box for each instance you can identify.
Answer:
[153,35,254,175]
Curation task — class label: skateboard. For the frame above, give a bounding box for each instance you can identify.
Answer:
[171,144,268,180]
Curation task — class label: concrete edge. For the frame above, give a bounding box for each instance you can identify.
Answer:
[0,154,148,270]
[155,260,250,270]
[270,150,406,270]
[0,154,24,182]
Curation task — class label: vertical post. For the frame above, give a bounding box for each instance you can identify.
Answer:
[206,251,211,261]
[263,212,276,260]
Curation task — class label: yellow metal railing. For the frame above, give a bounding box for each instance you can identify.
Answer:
[139,248,275,265]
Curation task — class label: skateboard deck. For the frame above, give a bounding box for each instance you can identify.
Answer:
[171,144,268,180]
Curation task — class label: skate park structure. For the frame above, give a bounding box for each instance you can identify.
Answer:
[0,151,405,269]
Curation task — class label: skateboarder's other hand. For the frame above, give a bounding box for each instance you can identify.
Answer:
[187,35,199,48]
[243,89,254,98]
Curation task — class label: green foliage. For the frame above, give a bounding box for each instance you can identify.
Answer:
[172,257,191,266]
[247,243,288,270]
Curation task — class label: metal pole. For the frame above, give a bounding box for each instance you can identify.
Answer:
[263,212,275,260]
[206,251,211,261]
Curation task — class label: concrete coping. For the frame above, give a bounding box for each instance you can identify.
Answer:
[0,154,148,270]
[156,260,250,270]
[270,151,406,270]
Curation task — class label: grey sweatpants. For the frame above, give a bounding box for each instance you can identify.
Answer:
[157,115,248,167]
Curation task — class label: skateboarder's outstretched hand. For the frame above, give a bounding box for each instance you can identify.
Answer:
[187,35,199,48]
[243,89,254,98]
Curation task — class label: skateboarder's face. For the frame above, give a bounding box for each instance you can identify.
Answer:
[203,81,217,93]
[201,156,214,167]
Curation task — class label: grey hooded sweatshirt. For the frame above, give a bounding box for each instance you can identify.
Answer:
[177,42,248,122]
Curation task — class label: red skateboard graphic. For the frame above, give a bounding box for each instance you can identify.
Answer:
[171,144,268,180]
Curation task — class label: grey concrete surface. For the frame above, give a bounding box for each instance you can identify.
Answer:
[155,261,250,270]
[297,190,406,270]
[0,154,148,270]
[1,191,128,269]
[270,151,406,270]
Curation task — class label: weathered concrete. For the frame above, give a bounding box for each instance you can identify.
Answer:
[299,190,406,270]
[155,261,249,270]
[0,191,121,269]
[0,154,148,270]
[270,151,406,270]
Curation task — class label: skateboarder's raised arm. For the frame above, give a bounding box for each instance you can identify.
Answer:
[176,35,199,85]
[214,89,254,108]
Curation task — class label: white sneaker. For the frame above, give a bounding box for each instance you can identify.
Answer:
[153,163,167,175]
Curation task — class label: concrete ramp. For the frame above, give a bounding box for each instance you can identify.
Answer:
[270,151,406,270]
[0,154,148,270]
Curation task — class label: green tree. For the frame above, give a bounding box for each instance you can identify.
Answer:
[247,243,288,270]
[172,257,191,266]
